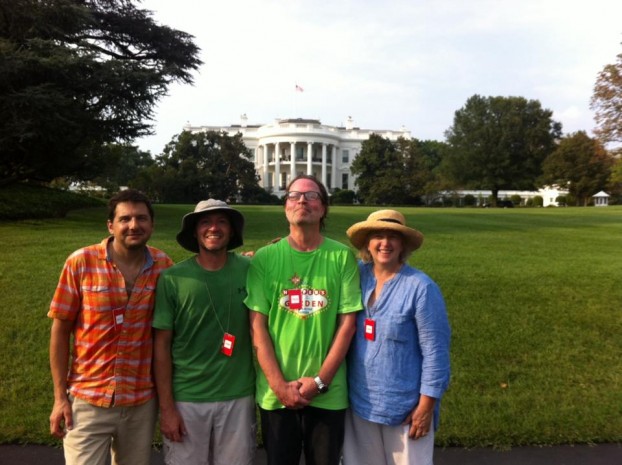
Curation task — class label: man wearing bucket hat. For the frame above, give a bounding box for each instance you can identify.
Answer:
[153,199,255,465]
[245,175,363,465]
[343,209,451,465]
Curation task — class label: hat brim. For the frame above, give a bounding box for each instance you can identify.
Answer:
[176,208,244,253]
[346,220,424,252]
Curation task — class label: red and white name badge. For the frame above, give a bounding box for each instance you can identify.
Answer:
[221,333,236,357]
[364,318,376,341]
[112,308,125,332]
[287,289,303,310]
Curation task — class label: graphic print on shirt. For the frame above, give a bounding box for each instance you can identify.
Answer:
[279,286,330,319]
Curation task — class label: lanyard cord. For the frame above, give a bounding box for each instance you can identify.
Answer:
[205,279,231,334]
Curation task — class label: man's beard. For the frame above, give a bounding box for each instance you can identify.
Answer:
[199,242,227,254]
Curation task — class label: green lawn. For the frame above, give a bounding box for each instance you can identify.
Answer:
[1,204,621,448]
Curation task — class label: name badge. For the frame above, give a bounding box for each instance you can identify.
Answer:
[287,289,302,310]
[364,318,376,341]
[112,308,125,332]
[221,333,236,357]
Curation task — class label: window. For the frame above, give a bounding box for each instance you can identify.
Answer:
[342,150,349,164]
[342,173,349,189]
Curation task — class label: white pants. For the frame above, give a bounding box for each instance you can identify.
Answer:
[342,409,435,465]
[163,395,256,465]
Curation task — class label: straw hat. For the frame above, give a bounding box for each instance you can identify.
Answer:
[176,199,244,252]
[346,209,424,251]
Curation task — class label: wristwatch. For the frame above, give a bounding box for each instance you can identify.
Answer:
[314,376,329,394]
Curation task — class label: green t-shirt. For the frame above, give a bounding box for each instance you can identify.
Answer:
[153,253,254,402]
[244,237,363,410]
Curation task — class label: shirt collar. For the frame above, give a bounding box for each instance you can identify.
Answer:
[100,236,154,270]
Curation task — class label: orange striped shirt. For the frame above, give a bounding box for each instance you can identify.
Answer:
[48,237,173,407]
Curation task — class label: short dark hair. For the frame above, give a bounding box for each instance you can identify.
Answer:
[107,189,154,222]
[285,174,329,230]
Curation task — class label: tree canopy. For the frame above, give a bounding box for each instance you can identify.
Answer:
[608,157,622,202]
[92,143,155,193]
[443,95,562,203]
[351,134,447,205]
[351,134,408,205]
[350,134,445,205]
[0,0,202,185]
[540,131,613,206]
[591,47,622,147]
[134,130,267,204]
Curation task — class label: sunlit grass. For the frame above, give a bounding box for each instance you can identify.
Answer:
[0,205,620,447]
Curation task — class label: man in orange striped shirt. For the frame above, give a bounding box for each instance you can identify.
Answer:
[48,189,173,465]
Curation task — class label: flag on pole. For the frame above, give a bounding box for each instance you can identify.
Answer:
[295,84,304,92]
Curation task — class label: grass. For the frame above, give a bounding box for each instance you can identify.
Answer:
[0,201,621,448]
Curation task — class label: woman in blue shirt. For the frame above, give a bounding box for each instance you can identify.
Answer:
[343,209,451,465]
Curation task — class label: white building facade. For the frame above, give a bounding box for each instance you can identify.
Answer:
[184,115,410,197]
[440,187,569,207]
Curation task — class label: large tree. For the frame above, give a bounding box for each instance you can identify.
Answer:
[352,135,447,205]
[540,131,613,206]
[91,143,155,193]
[412,139,453,204]
[591,47,622,147]
[607,157,622,203]
[443,95,562,203]
[135,130,263,203]
[0,0,201,185]
[351,134,410,205]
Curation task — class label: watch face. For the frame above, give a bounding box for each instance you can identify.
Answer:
[315,377,329,393]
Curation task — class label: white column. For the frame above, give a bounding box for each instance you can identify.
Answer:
[307,142,313,175]
[321,143,327,187]
[331,146,338,189]
[262,144,269,188]
[290,142,296,181]
[274,142,280,191]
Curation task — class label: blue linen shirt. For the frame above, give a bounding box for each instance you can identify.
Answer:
[347,261,451,428]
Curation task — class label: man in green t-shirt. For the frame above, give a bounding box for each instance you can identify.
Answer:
[245,175,363,465]
[153,199,255,465]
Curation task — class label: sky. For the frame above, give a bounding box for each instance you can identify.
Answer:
[136,0,622,155]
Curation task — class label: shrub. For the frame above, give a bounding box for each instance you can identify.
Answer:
[0,183,103,220]
[330,189,356,205]
[528,195,544,207]
[463,194,477,207]
[510,194,522,206]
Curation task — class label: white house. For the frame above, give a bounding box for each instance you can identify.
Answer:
[184,115,569,205]
[183,115,410,196]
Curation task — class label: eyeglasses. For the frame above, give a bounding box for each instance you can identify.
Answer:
[285,191,322,201]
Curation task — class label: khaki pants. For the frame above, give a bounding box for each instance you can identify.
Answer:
[63,396,157,465]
